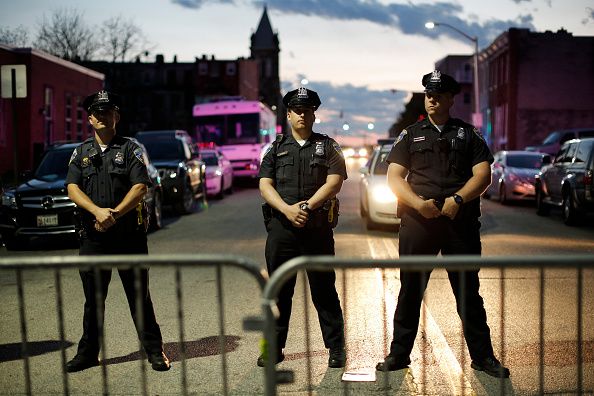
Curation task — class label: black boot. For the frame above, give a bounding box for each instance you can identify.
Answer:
[328,346,346,368]
[65,354,100,373]
[257,349,284,367]
[148,351,171,371]
[471,356,510,378]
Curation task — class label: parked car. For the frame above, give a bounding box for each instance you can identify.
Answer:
[359,139,400,230]
[484,150,550,204]
[535,137,594,225]
[201,148,234,199]
[525,127,594,155]
[135,130,206,214]
[0,140,163,250]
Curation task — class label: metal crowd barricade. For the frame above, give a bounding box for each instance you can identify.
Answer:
[0,254,267,396]
[260,254,594,396]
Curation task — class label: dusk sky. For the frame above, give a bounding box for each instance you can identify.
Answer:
[2,0,593,145]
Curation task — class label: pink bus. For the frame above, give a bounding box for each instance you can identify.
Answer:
[192,99,276,178]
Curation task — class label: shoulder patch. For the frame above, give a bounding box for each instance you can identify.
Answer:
[133,147,145,164]
[68,149,78,165]
[332,141,344,158]
[473,127,485,141]
[395,129,408,145]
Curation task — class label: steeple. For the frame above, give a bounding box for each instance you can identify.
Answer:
[251,5,278,50]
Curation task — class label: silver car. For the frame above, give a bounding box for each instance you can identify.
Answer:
[359,139,400,230]
[484,150,550,204]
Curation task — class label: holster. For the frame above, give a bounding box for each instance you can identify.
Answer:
[305,198,339,229]
[262,203,272,230]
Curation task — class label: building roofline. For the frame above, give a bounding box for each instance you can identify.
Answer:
[0,44,104,80]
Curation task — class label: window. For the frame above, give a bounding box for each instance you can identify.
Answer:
[76,96,84,141]
[199,62,208,76]
[65,93,72,140]
[575,140,593,163]
[44,86,54,146]
[564,142,578,163]
[226,62,236,76]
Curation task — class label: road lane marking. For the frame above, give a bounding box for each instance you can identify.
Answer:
[367,236,478,396]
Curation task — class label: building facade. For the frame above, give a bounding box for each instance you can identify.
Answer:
[434,55,474,124]
[479,28,594,152]
[0,45,103,180]
[82,55,259,136]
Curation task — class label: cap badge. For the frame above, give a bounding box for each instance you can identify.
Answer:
[97,90,109,102]
[297,86,308,99]
[430,70,441,83]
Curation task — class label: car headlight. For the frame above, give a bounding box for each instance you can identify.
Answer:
[1,191,17,209]
[371,185,397,204]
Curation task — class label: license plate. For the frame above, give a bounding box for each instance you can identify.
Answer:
[37,214,58,227]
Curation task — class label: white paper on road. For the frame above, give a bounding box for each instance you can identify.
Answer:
[341,368,376,382]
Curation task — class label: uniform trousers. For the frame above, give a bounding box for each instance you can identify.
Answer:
[265,216,345,350]
[76,232,163,358]
[390,209,495,361]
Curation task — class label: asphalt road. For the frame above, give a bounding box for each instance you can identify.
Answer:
[1,158,593,395]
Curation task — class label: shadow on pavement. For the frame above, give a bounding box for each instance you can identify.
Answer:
[0,340,75,362]
[102,335,241,365]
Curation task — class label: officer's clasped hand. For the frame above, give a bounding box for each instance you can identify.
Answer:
[285,201,310,228]
[93,207,120,230]
[440,197,460,220]
[417,199,442,219]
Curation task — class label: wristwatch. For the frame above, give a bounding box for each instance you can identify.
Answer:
[300,202,312,213]
[452,194,464,205]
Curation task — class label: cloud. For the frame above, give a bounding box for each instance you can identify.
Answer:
[172,0,536,47]
[583,7,594,25]
[282,77,408,139]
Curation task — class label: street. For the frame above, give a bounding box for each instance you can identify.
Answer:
[1,158,593,395]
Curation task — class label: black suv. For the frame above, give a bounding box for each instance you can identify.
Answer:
[135,130,206,214]
[535,137,594,225]
[1,141,163,250]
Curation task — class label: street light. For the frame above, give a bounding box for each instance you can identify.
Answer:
[425,21,481,127]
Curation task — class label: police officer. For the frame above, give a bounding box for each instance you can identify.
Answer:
[64,91,170,373]
[376,71,510,378]
[258,87,347,368]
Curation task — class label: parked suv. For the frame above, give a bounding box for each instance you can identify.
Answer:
[535,138,594,225]
[135,130,206,214]
[0,141,164,250]
[526,127,594,155]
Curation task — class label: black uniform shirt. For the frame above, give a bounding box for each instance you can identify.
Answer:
[386,117,493,200]
[259,132,347,205]
[65,135,150,229]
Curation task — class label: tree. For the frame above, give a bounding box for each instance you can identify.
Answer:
[34,8,99,61]
[0,25,30,47]
[99,16,151,62]
[389,92,427,137]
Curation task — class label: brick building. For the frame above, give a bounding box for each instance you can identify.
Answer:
[434,55,474,124]
[479,28,594,151]
[0,45,103,180]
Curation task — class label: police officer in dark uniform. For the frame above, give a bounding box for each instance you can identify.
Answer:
[64,91,170,373]
[376,71,510,378]
[258,87,347,368]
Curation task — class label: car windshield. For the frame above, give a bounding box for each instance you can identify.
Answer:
[507,154,544,169]
[201,153,218,166]
[542,132,560,145]
[138,138,184,161]
[372,146,392,175]
[34,148,72,181]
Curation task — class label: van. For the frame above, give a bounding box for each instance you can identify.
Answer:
[525,127,594,155]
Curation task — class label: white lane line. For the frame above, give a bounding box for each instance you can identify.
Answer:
[368,236,477,396]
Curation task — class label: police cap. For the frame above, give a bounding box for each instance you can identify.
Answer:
[82,90,122,113]
[282,87,321,110]
[422,70,461,95]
